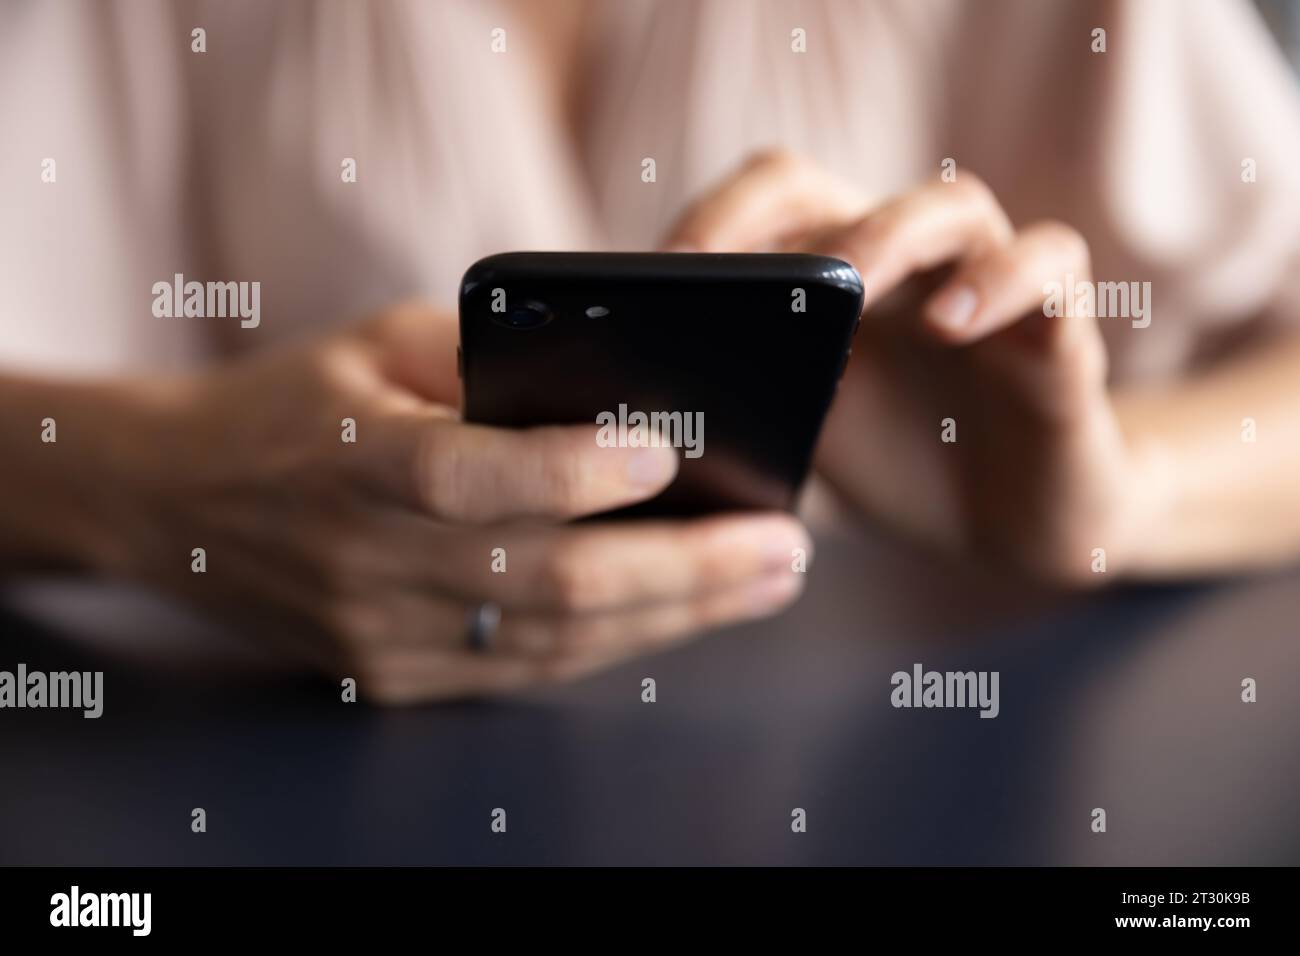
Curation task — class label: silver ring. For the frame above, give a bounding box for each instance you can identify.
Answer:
[465,602,501,653]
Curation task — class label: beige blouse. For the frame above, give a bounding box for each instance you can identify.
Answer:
[2,0,1299,384]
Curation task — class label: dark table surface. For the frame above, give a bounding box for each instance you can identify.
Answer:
[2,528,1298,866]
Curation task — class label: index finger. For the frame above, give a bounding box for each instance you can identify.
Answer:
[662,149,871,253]
[812,174,1015,313]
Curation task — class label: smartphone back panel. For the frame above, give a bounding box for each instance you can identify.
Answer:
[459,252,863,516]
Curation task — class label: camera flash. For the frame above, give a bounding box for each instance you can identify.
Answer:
[585,305,611,318]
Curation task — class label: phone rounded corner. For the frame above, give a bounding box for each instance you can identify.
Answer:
[824,257,865,294]
[459,252,519,301]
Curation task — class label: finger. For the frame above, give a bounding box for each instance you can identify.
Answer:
[325,522,806,658]
[319,511,808,654]
[423,512,812,613]
[925,222,1111,422]
[355,302,462,407]
[922,220,1095,347]
[814,174,1015,312]
[372,416,679,523]
[351,570,805,703]
[497,566,805,658]
[662,149,871,253]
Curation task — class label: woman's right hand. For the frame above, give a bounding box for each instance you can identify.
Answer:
[97,304,808,703]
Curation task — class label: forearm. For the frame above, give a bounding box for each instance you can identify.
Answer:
[1116,331,1300,577]
[0,373,168,576]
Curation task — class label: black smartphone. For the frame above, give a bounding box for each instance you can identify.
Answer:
[458,252,863,516]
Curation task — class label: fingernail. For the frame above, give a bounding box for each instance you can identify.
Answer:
[928,285,978,331]
[662,242,697,254]
[748,572,800,613]
[626,446,678,488]
[763,532,811,571]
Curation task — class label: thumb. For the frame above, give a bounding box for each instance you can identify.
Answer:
[373,415,682,523]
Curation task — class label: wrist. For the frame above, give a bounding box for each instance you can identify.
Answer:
[0,374,193,579]
[87,376,199,580]
[1111,431,1181,580]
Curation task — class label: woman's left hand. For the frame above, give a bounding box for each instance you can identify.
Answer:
[665,151,1159,585]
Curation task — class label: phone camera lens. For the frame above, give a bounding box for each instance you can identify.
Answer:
[496,300,553,330]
